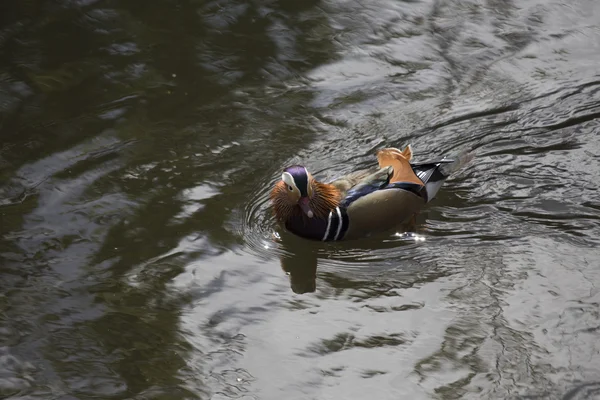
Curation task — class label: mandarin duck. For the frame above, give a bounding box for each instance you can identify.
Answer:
[270,145,471,241]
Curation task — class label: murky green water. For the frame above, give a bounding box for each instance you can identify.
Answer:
[1,0,600,399]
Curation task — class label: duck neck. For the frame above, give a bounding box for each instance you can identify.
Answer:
[310,181,341,219]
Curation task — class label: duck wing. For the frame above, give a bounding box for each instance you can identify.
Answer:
[329,166,393,198]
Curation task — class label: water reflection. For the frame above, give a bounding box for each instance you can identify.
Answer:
[278,234,319,294]
[276,228,433,294]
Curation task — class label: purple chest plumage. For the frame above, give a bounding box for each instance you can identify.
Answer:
[285,207,349,241]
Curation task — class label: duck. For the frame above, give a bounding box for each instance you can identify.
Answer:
[270,144,471,241]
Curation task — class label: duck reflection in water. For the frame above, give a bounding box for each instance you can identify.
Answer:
[275,219,420,294]
[276,231,319,294]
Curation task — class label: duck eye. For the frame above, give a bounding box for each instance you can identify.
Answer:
[288,185,293,191]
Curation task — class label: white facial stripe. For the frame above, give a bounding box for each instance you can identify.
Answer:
[282,172,297,189]
[304,167,312,195]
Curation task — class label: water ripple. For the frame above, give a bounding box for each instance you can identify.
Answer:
[3,0,600,399]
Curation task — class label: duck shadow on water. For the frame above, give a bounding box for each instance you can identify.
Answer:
[275,220,421,294]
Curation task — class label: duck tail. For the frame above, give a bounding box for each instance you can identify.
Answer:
[412,149,474,202]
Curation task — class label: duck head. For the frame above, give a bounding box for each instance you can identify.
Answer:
[270,165,342,224]
[273,165,315,218]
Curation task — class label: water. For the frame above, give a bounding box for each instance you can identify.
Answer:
[1,0,600,399]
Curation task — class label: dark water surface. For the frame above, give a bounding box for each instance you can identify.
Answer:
[1,0,600,399]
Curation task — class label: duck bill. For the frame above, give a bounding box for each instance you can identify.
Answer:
[298,197,314,218]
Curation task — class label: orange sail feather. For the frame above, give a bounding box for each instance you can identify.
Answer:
[376,145,423,185]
